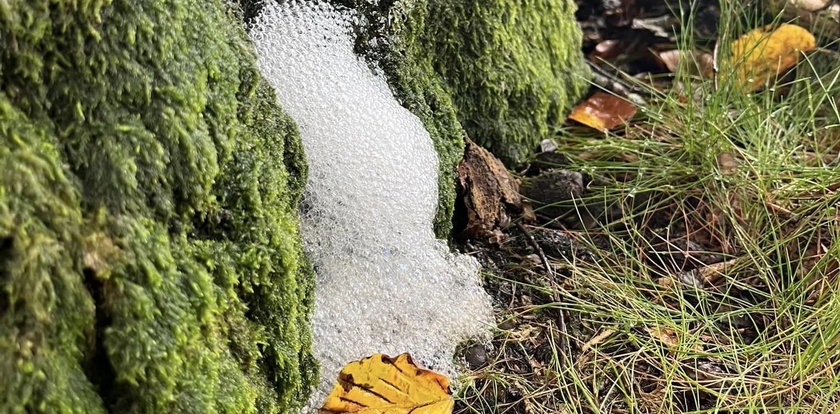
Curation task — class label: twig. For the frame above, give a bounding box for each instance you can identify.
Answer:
[515,222,569,355]
[555,305,569,359]
[515,222,553,277]
[587,60,652,101]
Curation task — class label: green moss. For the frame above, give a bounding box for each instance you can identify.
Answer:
[0,1,316,413]
[423,0,590,165]
[337,0,589,237]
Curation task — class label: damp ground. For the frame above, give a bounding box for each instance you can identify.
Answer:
[453,1,840,412]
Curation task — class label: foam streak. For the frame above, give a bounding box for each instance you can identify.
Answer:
[250,1,492,409]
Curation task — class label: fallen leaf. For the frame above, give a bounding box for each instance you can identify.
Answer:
[639,387,669,412]
[632,15,674,38]
[320,353,454,414]
[568,92,637,131]
[457,137,521,239]
[658,49,715,78]
[788,0,830,11]
[646,326,679,349]
[588,39,625,62]
[579,328,616,354]
[716,152,739,175]
[729,24,816,91]
[656,277,674,288]
[767,0,840,38]
[694,258,738,286]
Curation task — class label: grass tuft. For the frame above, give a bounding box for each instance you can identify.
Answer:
[456,3,840,412]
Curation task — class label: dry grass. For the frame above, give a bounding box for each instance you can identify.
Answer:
[455,4,840,413]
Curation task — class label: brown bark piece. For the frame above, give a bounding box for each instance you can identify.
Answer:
[457,137,522,239]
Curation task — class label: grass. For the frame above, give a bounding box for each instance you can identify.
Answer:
[455,2,840,413]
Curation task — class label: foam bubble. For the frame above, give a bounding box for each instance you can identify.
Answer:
[250,1,493,409]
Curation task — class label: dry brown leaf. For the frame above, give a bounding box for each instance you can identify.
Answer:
[656,277,674,288]
[768,0,840,38]
[658,49,715,78]
[788,0,831,11]
[717,152,739,175]
[694,258,739,286]
[588,39,624,61]
[319,353,453,414]
[579,328,616,354]
[457,137,521,239]
[729,24,816,91]
[647,326,679,349]
[568,92,637,132]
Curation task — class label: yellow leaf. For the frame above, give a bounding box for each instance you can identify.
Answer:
[729,24,816,91]
[319,353,454,414]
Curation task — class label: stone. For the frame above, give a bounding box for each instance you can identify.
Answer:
[522,170,586,219]
[464,344,489,369]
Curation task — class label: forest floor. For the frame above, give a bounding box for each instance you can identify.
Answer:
[454,1,840,413]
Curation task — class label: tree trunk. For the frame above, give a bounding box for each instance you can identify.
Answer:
[2,0,588,411]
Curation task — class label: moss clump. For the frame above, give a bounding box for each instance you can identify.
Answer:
[422,0,590,165]
[0,1,316,413]
[333,0,589,236]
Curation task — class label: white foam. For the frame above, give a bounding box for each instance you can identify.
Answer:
[250,1,493,409]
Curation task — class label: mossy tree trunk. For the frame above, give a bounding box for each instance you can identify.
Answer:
[240,0,589,237]
[0,1,316,413]
[2,0,589,410]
